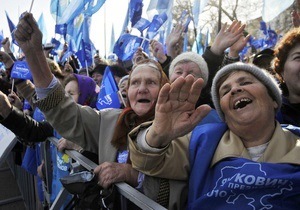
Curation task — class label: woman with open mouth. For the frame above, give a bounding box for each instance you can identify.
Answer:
[129,62,300,210]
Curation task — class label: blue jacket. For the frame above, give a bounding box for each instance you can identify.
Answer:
[276,96,300,127]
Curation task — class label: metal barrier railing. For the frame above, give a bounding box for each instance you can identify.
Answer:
[47,137,167,210]
[5,147,37,210]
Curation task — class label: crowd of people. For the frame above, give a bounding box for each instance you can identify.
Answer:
[0,8,300,210]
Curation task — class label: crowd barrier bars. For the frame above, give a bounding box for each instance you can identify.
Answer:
[47,137,167,210]
[41,141,52,207]
[5,138,37,210]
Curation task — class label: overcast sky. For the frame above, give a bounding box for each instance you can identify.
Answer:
[0,0,151,57]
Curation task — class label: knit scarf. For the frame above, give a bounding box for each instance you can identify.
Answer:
[110,59,169,150]
[110,106,155,150]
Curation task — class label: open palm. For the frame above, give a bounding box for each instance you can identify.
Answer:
[148,75,211,147]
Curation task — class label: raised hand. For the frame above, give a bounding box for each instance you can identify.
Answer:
[14,12,43,54]
[1,38,13,54]
[166,23,185,59]
[211,20,246,55]
[149,39,167,63]
[14,12,53,88]
[0,51,14,69]
[228,34,251,57]
[146,75,211,148]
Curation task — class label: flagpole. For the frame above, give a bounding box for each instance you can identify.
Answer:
[118,91,127,107]
[85,60,89,76]
[11,78,14,94]
[11,0,35,94]
[104,3,107,58]
[140,37,151,48]
[29,0,35,12]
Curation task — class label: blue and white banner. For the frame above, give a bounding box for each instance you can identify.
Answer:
[96,66,121,110]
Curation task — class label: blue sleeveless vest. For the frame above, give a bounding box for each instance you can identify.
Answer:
[188,123,300,210]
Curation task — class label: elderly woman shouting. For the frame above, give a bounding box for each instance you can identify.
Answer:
[129,62,300,209]
[14,13,172,209]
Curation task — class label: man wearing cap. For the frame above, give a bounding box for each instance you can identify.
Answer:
[129,62,300,209]
[252,48,275,75]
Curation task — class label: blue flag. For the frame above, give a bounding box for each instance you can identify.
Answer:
[67,15,84,49]
[85,0,106,16]
[76,39,93,67]
[52,0,85,24]
[60,50,73,63]
[249,36,264,49]
[204,29,210,51]
[147,12,168,39]
[183,33,188,52]
[192,0,200,28]
[55,24,67,37]
[147,0,170,11]
[51,38,62,50]
[183,16,192,33]
[260,21,268,35]
[147,0,173,21]
[239,46,250,61]
[140,37,150,56]
[0,30,3,49]
[192,31,203,55]
[5,11,16,34]
[120,6,130,37]
[0,62,5,70]
[50,0,67,19]
[192,0,209,28]
[38,13,48,44]
[129,0,144,27]
[110,24,116,53]
[75,15,93,67]
[113,33,143,61]
[264,28,278,49]
[5,11,17,46]
[10,61,33,80]
[132,18,151,35]
[96,66,121,110]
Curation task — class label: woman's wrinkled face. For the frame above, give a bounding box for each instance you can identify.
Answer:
[170,61,201,83]
[127,66,161,116]
[65,80,79,103]
[219,71,278,129]
[283,44,300,101]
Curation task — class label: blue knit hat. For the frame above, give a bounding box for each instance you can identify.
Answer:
[211,62,282,121]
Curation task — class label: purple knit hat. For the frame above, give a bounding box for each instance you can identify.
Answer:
[74,74,98,108]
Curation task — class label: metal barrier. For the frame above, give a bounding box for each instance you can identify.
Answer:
[5,140,38,210]
[46,137,167,210]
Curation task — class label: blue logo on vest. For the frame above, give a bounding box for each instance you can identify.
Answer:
[206,162,293,209]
